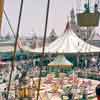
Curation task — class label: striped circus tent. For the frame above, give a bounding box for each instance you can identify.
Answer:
[32,28,100,53]
[48,55,73,68]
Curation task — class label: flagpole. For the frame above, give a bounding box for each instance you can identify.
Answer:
[6,0,24,99]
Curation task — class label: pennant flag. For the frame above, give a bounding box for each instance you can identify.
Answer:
[0,0,4,32]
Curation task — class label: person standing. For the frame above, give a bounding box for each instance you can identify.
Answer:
[68,91,74,100]
[2,88,7,99]
[96,84,100,100]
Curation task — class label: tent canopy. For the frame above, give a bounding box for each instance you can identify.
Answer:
[48,55,73,68]
[32,29,100,53]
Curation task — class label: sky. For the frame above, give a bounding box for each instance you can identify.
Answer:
[1,0,100,37]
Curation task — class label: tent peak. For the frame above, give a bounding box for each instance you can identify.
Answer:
[64,21,71,33]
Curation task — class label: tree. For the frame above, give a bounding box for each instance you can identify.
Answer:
[48,29,58,43]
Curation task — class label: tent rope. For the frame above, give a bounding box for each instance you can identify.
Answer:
[4,10,23,51]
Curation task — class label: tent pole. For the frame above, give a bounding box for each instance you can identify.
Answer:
[88,0,89,11]
[77,53,79,68]
[6,0,24,99]
[36,0,50,100]
[0,0,4,33]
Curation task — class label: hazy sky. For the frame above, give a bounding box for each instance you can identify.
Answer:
[1,0,99,37]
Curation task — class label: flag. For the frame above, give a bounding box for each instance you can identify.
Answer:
[0,0,4,32]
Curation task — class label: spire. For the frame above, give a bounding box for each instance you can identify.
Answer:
[70,8,76,24]
[70,8,75,19]
[64,21,70,33]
